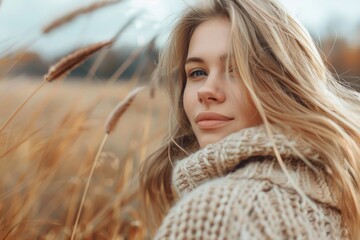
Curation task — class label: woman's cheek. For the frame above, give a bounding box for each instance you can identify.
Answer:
[183,83,198,121]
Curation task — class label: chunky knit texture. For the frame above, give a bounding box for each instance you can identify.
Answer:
[154,125,347,239]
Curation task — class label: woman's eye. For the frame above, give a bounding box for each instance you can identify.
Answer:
[188,70,207,78]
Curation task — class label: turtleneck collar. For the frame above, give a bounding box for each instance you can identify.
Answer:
[172,124,338,208]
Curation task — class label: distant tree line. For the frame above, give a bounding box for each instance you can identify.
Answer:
[1,36,359,90]
[0,45,157,82]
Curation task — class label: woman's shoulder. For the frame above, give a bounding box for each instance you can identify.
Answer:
[179,153,339,208]
[174,155,339,215]
[155,176,344,239]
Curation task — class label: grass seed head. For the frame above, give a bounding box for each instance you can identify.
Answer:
[105,86,146,134]
[43,0,122,34]
[44,41,113,82]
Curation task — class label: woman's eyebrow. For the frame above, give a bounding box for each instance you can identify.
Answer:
[185,54,231,66]
[185,57,204,65]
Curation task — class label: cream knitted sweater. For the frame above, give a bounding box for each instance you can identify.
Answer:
[154,125,347,239]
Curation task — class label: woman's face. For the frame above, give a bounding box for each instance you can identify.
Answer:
[183,18,261,148]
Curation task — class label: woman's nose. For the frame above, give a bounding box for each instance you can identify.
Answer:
[197,74,225,104]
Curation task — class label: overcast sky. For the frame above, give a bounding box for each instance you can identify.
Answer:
[0,0,359,60]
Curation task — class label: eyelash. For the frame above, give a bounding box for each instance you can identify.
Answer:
[187,69,207,79]
[186,67,237,80]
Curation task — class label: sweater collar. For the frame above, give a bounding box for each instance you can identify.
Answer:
[172,124,338,207]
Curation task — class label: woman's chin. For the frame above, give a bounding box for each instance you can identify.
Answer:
[197,133,229,148]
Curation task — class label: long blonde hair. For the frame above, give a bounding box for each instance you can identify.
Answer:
[139,0,360,238]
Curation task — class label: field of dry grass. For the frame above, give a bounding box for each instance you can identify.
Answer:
[0,76,168,239]
[0,1,169,238]
[2,1,359,239]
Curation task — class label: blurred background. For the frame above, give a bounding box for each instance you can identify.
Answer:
[0,0,359,239]
[0,0,360,83]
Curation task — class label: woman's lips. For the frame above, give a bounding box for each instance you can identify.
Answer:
[195,112,234,130]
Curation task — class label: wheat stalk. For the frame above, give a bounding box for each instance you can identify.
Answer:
[0,41,111,135]
[0,38,41,80]
[2,220,62,240]
[0,127,43,159]
[105,86,145,134]
[86,13,140,81]
[106,35,157,86]
[0,81,47,135]
[70,86,146,240]
[44,40,112,82]
[42,0,122,34]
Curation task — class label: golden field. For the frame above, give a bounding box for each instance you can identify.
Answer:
[1,1,359,239]
[0,76,168,239]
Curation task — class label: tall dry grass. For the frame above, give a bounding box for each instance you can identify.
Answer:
[2,1,359,239]
[1,0,125,80]
[42,0,124,34]
[0,1,169,239]
[0,41,113,136]
[0,78,168,239]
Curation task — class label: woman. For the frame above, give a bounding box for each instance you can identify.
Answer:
[140,0,360,239]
